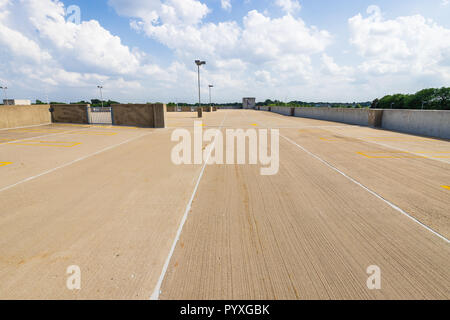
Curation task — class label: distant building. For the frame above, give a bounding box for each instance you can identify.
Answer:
[3,99,31,105]
[243,97,256,109]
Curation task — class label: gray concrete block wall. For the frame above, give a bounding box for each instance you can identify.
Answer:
[271,106,293,116]
[260,106,270,111]
[381,110,450,139]
[294,107,369,126]
[112,104,166,128]
[51,104,89,124]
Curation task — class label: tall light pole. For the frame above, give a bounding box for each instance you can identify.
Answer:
[208,84,214,108]
[195,60,206,115]
[97,85,104,108]
[0,86,8,105]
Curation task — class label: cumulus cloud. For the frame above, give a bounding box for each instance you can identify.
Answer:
[109,0,332,98]
[275,0,301,14]
[0,0,182,102]
[349,5,450,81]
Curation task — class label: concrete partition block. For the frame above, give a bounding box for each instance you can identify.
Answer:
[112,104,166,128]
[368,110,384,128]
[152,104,166,128]
[167,106,176,112]
[51,104,89,124]
[0,105,51,129]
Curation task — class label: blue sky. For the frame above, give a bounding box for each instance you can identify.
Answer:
[1,0,449,103]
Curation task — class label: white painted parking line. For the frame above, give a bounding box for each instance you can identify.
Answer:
[0,132,152,193]
[280,134,450,244]
[150,111,228,300]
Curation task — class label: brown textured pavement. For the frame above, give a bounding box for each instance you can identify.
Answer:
[0,110,449,299]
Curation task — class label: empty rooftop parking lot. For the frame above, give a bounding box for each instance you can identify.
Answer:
[0,109,449,299]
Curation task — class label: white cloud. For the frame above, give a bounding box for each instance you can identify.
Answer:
[349,5,450,81]
[0,0,188,102]
[109,0,209,26]
[275,0,301,14]
[221,0,232,12]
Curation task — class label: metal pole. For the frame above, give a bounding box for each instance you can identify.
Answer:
[209,86,212,107]
[197,65,201,110]
[1,87,7,104]
[100,87,104,108]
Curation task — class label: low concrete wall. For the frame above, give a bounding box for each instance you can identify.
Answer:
[167,106,176,112]
[381,110,450,139]
[218,106,242,109]
[368,110,384,128]
[260,106,270,111]
[112,104,166,128]
[294,107,369,126]
[51,104,89,124]
[271,106,294,116]
[0,105,51,129]
[180,106,193,112]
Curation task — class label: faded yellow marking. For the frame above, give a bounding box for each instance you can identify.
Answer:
[251,124,258,127]
[442,186,450,190]
[67,131,118,136]
[7,140,81,148]
[12,128,66,133]
[0,162,12,167]
[321,136,430,142]
[357,151,450,159]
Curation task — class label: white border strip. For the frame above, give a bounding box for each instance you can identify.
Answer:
[150,112,228,300]
[0,123,51,131]
[280,134,449,244]
[0,127,94,147]
[0,132,152,193]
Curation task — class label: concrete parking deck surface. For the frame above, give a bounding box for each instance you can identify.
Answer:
[0,110,449,299]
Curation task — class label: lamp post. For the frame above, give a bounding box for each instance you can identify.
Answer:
[195,60,206,117]
[0,86,8,105]
[208,84,214,109]
[97,85,104,108]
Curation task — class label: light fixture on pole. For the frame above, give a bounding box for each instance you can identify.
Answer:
[97,85,104,108]
[208,85,214,108]
[0,86,8,105]
[195,60,206,117]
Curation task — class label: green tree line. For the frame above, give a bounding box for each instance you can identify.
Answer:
[371,87,450,110]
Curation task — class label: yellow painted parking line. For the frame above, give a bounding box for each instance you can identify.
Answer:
[357,151,450,159]
[251,123,258,127]
[7,140,81,148]
[12,128,66,134]
[0,162,12,167]
[442,186,450,190]
[67,131,118,136]
[321,136,431,142]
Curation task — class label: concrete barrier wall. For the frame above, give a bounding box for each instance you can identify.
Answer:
[294,107,369,126]
[167,106,176,112]
[218,106,242,109]
[271,106,294,116]
[0,105,51,129]
[260,106,270,111]
[51,104,89,124]
[381,110,450,139]
[112,104,166,128]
